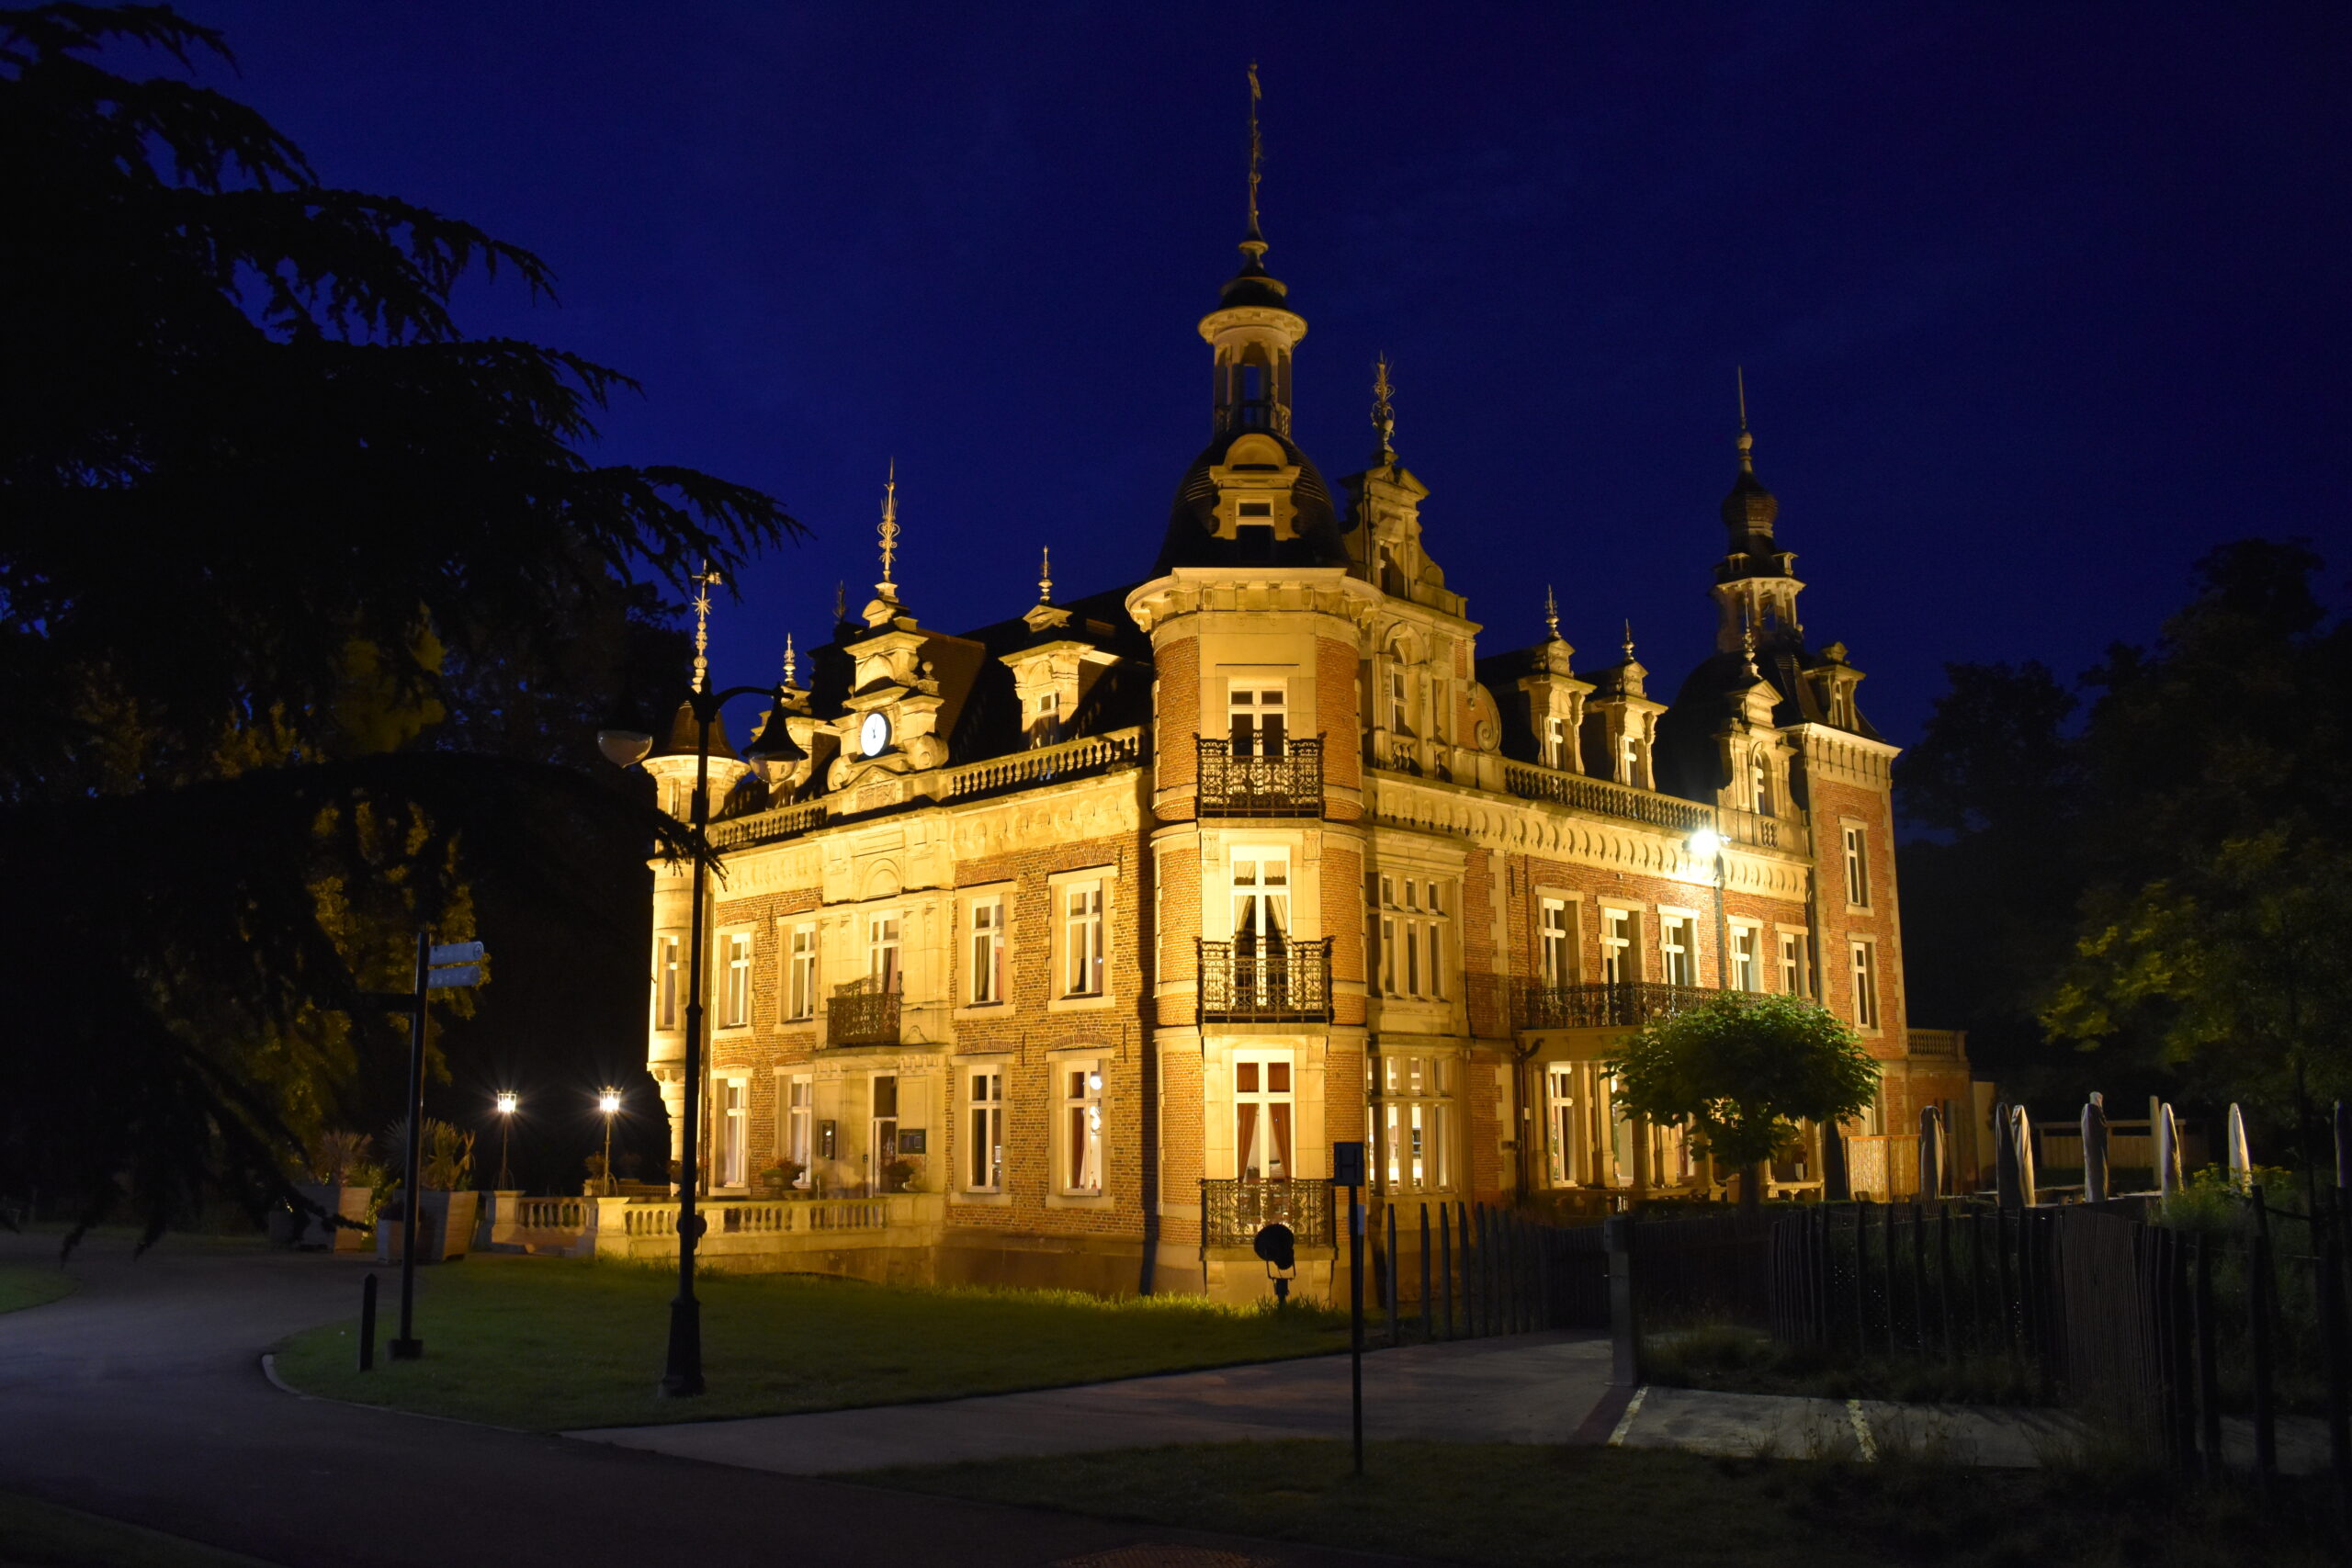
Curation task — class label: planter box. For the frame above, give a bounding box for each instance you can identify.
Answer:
[295,1183,373,1253]
[374,1190,481,1263]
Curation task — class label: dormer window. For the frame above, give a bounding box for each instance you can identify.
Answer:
[1030,691,1060,749]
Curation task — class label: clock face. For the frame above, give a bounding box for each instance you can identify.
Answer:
[859,712,891,757]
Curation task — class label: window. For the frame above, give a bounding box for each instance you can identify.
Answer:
[1376,875,1449,1000]
[1379,1053,1454,1193]
[718,1079,747,1187]
[968,898,1005,1005]
[719,931,751,1028]
[1660,913,1699,987]
[784,1075,812,1183]
[1543,715,1567,769]
[1063,882,1105,997]
[1545,1065,1580,1187]
[1228,683,1286,759]
[1851,941,1881,1030]
[1539,898,1574,987]
[1063,1065,1103,1194]
[654,936,680,1030]
[1600,908,1634,985]
[1029,690,1060,748]
[869,1074,899,1191]
[1618,731,1639,785]
[1751,750,1774,817]
[1388,667,1410,734]
[1730,925,1759,992]
[1234,1053,1293,1180]
[1779,931,1811,997]
[1843,825,1870,907]
[868,913,900,992]
[787,925,818,1021]
[967,1069,1004,1192]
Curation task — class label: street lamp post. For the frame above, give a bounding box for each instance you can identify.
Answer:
[598,1088,621,1195]
[494,1090,517,1190]
[600,676,787,1401]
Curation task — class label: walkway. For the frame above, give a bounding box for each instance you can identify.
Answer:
[573,1333,1612,1474]
[0,1232,1411,1567]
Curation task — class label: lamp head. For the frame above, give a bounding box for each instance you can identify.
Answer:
[495,1091,518,1116]
[598,1089,622,1115]
[596,729,654,769]
[1688,828,1724,859]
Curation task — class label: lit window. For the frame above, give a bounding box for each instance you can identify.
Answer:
[868,913,900,992]
[1233,852,1291,1010]
[718,1079,747,1187]
[1660,914,1699,988]
[1600,909,1634,986]
[1063,882,1105,997]
[720,932,751,1028]
[967,1070,1003,1192]
[1375,874,1450,1000]
[968,898,1004,1005]
[1063,1065,1103,1194]
[787,925,818,1021]
[1545,1065,1579,1187]
[1619,731,1639,785]
[654,936,680,1031]
[1843,826,1870,908]
[869,1074,899,1191]
[1378,1052,1454,1193]
[1030,691,1060,749]
[1544,715,1567,769]
[1228,684,1286,759]
[1779,931,1810,997]
[1730,926,1759,992]
[785,1075,812,1183]
[1851,941,1880,1030]
[1234,1053,1293,1180]
[1539,898,1573,987]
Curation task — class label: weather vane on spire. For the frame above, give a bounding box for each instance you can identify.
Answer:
[877,459,900,592]
[1372,355,1396,463]
[1544,584,1560,642]
[1736,366,1755,473]
[1038,547,1053,604]
[689,559,723,694]
[1246,61,1264,242]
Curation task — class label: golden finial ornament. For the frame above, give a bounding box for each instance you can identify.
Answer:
[1372,354,1396,464]
[1246,61,1265,243]
[1544,584,1560,641]
[1038,547,1053,604]
[781,631,797,692]
[1736,365,1755,474]
[1742,615,1760,679]
[1623,620,1636,665]
[876,458,900,593]
[689,559,724,694]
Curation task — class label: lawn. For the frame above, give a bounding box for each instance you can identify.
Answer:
[272,1254,1351,1430]
[859,1439,2347,1568]
[0,1492,272,1568]
[0,1264,76,1314]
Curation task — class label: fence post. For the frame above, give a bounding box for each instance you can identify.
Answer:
[2196,1235,2223,1476]
[1853,1200,1872,1359]
[1440,1203,1455,1341]
[2082,1093,2109,1205]
[1385,1203,1399,1346]
[1605,1213,1641,1387]
[1938,1203,1957,1365]
[2249,1184,2278,1493]
[1419,1204,1433,1343]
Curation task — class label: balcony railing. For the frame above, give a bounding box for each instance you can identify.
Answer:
[1197,737,1323,817]
[707,799,826,851]
[827,976,900,1047]
[1716,803,1805,850]
[1201,1177,1336,1248]
[1199,938,1334,1025]
[1500,762,1714,836]
[1511,980,1741,1031]
[940,726,1147,803]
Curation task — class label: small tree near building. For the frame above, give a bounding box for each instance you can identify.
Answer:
[1605,995,1880,1213]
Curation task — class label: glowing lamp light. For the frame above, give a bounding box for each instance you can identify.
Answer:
[495,1091,518,1116]
[598,1089,622,1115]
[1687,828,1724,859]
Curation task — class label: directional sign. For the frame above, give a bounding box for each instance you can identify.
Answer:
[426,964,481,989]
[429,942,484,967]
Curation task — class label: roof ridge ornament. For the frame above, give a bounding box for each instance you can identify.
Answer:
[1736,365,1755,475]
[1623,619,1636,665]
[877,458,900,595]
[1246,60,1265,248]
[1544,584,1560,642]
[1372,354,1396,464]
[781,631,797,692]
[689,559,723,694]
[1038,547,1053,604]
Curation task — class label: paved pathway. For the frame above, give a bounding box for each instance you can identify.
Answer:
[573,1333,1612,1474]
[0,1232,1417,1567]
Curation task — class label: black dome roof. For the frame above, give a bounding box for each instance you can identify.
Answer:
[1152,424,1353,574]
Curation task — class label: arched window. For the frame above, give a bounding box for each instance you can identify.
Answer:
[1751,749,1773,817]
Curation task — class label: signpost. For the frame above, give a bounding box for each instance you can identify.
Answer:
[1333,1139,1365,1475]
[377,935,486,1360]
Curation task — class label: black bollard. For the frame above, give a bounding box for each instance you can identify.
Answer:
[357,1272,379,1372]
[1385,1203,1399,1346]
[1419,1205,1433,1343]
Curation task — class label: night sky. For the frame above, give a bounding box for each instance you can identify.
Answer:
[192,2,2348,753]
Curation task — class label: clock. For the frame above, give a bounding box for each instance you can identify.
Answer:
[859,711,891,757]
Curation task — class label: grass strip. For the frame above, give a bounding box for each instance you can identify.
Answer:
[272,1254,1349,1430]
[0,1265,76,1315]
[0,1492,275,1568]
[857,1438,2347,1568]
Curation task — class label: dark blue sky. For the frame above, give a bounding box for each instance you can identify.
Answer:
[196,2,2348,748]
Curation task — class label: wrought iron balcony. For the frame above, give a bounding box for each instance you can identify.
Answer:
[1201,1177,1336,1248]
[1510,980,1736,1031]
[1197,737,1323,818]
[1199,938,1334,1025]
[827,976,900,1048]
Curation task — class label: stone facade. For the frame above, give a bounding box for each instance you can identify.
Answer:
[619,207,1969,1299]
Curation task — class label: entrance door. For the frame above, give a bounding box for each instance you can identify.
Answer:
[868,1074,899,1193]
[718,1079,747,1188]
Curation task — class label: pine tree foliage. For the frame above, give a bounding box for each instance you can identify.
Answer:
[0,6,801,1247]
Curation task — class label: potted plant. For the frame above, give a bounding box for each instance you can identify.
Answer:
[756,1160,803,1196]
[883,1156,922,1195]
[295,1130,374,1252]
[376,1118,479,1261]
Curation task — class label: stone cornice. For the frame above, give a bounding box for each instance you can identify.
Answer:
[1125,569,1380,635]
[1790,723,1900,790]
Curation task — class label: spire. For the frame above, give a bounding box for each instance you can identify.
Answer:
[781,631,798,692]
[876,459,900,595]
[1736,365,1754,474]
[689,560,722,694]
[1371,354,1396,464]
[832,581,847,624]
[1544,584,1560,641]
[1037,547,1053,604]
[1245,60,1265,248]
[1216,62,1287,310]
